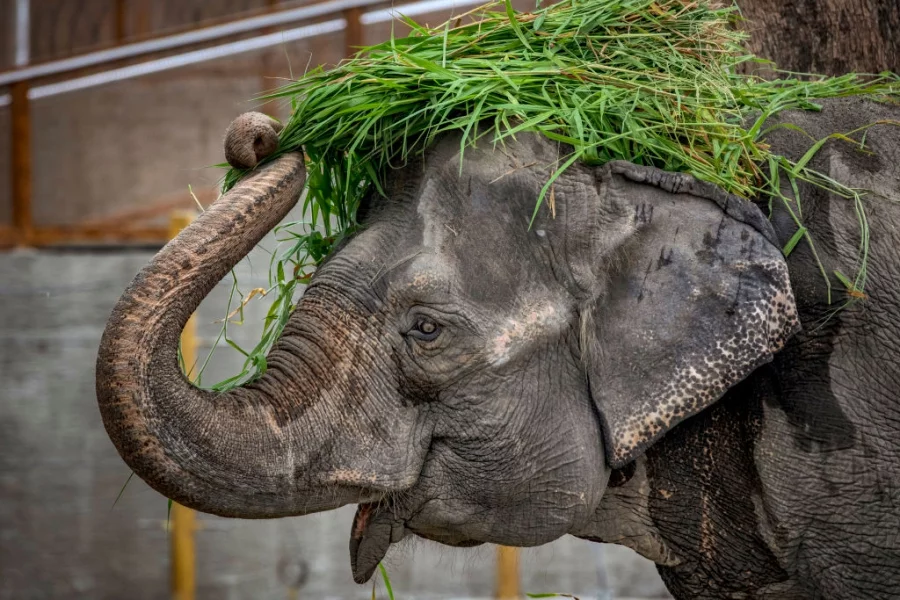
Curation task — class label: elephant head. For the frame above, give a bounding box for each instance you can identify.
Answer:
[97,112,799,582]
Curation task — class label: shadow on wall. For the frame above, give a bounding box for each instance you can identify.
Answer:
[0,235,672,599]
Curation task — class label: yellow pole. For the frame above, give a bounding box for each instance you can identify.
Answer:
[496,546,520,599]
[169,211,198,600]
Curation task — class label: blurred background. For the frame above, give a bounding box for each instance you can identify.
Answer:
[0,0,670,598]
[0,0,896,598]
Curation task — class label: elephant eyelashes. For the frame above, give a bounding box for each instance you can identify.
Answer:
[410,318,441,342]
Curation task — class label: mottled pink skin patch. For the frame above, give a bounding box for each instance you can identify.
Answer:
[353,503,374,538]
[325,468,380,486]
[489,301,568,366]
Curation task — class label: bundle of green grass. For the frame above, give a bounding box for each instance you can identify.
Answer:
[207,0,898,390]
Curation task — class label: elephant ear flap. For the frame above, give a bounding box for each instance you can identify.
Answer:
[584,162,800,468]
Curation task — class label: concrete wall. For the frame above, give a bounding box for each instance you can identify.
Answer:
[0,243,671,599]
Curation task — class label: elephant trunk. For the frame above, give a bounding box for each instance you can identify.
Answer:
[96,153,331,518]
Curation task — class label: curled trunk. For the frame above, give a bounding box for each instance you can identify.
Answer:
[97,154,317,517]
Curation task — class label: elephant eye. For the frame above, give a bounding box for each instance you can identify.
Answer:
[410,318,441,342]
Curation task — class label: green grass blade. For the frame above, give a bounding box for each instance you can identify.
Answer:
[782,225,807,257]
[379,564,396,600]
[111,471,135,510]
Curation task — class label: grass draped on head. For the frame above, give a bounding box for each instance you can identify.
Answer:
[206,0,898,390]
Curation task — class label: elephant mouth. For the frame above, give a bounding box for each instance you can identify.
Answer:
[350,500,406,583]
[349,499,485,583]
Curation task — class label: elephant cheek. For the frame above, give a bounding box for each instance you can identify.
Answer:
[572,458,612,532]
[566,390,612,530]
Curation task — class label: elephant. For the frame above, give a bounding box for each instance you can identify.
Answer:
[96,96,900,599]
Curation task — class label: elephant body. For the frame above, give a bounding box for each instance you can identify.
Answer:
[97,97,900,598]
[588,98,900,598]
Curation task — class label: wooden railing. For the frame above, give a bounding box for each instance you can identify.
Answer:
[1,0,488,248]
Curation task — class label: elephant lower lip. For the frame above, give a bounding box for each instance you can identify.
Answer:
[408,527,484,548]
[349,501,405,584]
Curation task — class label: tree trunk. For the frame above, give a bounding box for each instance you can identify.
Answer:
[735,0,900,76]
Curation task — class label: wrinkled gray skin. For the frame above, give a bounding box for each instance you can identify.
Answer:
[97,97,900,598]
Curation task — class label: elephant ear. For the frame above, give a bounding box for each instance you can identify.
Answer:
[582,161,800,468]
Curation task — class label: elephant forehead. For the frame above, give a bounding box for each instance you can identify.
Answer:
[394,254,455,292]
[416,178,457,250]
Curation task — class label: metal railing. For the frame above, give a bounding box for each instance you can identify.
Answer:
[1,0,488,247]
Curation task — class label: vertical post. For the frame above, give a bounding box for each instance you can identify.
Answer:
[134,0,151,41]
[169,211,198,600]
[114,0,128,43]
[11,81,32,246]
[344,6,363,58]
[170,503,197,600]
[496,546,520,599]
[11,0,32,245]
